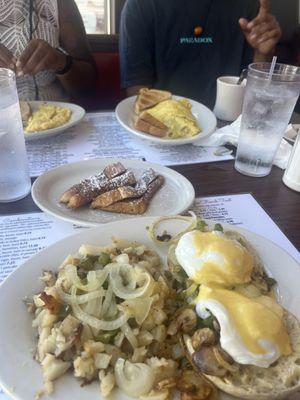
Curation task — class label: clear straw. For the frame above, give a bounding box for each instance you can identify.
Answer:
[268,56,277,82]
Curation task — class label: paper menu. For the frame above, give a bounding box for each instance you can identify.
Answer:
[192,194,299,262]
[26,112,233,177]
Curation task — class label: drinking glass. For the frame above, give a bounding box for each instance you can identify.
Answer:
[235,63,300,177]
[0,69,31,202]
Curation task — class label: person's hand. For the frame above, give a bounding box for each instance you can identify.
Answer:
[0,44,16,69]
[239,0,281,57]
[16,39,66,76]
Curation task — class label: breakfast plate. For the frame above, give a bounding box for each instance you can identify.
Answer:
[23,101,85,141]
[31,158,195,226]
[0,217,299,400]
[115,95,217,146]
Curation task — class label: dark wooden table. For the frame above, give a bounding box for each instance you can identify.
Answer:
[1,159,299,251]
[1,114,300,252]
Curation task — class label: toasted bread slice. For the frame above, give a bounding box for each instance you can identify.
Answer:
[100,175,164,214]
[60,162,126,204]
[20,101,32,126]
[134,111,170,138]
[206,310,300,400]
[91,168,157,208]
[134,88,172,115]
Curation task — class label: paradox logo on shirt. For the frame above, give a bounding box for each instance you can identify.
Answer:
[180,26,213,44]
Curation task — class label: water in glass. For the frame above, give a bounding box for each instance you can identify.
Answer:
[0,70,31,202]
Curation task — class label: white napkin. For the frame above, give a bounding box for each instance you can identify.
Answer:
[194,115,295,169]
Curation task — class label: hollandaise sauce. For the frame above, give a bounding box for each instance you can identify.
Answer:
[192,231,253,286]
[198,286,292,356]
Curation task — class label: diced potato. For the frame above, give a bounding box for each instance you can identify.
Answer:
[131,346,147,363]
[41,354,71,382]
[138,330,154,346]
[140,389,170,400]
[99,370,115,397]
[94,353,112,369]
[84,340,106,355]
[151,325,167,343]
[74,353,96,381]
[146,358,178,385]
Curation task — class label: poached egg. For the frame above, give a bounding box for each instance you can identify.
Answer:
[196,285,292,368]
[175,230,253,287]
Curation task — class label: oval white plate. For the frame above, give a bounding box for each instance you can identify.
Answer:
[0,217,299,400]
[31,158,195,226]
[24,101,86,141]
[115,95,217,146]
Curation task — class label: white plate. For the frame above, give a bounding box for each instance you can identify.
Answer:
[115,95,217,146]
[31,158,195,226]
[24,101,86,141]
[0,217,299,400]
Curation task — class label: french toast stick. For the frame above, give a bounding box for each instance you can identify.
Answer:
[99,175,164,214]
[91,168,157,208]
[67,170,136,209]
[60,162,126,204]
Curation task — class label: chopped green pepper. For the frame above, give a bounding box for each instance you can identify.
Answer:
[102,279,109,290]
[196,219,208,232]
[197,315,214,329]
[213,223,223,232]
[57,304,71,319]
[79,255,98,271]
[98,252,111,266]
[95,329,120,344]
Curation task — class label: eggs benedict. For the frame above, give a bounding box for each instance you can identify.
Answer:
[175,230,253,287]
[196,285,291,368]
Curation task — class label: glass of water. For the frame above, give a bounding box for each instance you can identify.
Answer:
[0,69,31,202]
[235,63,300,177]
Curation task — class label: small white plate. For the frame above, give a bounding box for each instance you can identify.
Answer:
[115,95,217,146]
[31,158,195,226]
[24,101,86,141]
[0,217,299,400]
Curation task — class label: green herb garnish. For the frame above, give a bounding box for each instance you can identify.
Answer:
[213,223,223,232]
[196,219,208,232]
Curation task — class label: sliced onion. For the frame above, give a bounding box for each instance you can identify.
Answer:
[56,280,105,305]
[62,265,108,292]
[70,287,129,330]
[119,297,153,325]
[115,358,155,397]
[109,264,152,299]
[101,284,114,318]
[148,212,197,245]
[121,322,139,349]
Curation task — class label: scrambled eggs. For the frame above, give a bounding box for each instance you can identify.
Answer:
[147,99,201,139]
[25,104,72,133]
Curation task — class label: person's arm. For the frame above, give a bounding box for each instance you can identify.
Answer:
[239,0,281,62]
[56,0,97,94]
[119,0,155,97]
[16,0,96,96]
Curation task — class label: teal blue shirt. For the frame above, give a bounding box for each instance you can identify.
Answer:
[120,0,259,108]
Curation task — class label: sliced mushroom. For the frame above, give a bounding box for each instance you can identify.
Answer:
[192,347,227,377]
[177,369,212,400]
[167,308,197,336]
[191,328,216,351]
